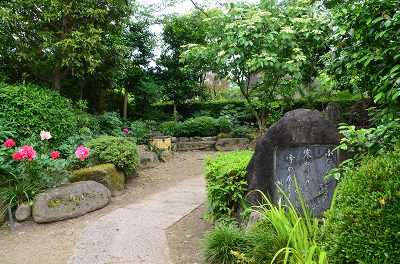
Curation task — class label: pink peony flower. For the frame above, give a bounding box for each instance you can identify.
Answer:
[75,145,89,161]
[3,139,16,148]
[40,130,52,140]
[19,145,37,160]
[12,151,23,160]
[50,151,60,160]
[123,128,129,134]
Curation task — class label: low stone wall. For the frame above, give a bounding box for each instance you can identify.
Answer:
[174,136,252,152]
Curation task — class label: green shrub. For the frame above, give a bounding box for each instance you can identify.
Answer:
[229,126,255,138]
[128,120,150,145]
[205,150,253,221]
[203,224,248,264]
[158,121,182,137]
[217,116,236,133]
[87,136,139,177]
[180,116,219,137]
[323,148,400,263]
[0,83,78,147]
[96,112,123,136]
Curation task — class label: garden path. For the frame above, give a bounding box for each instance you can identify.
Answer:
[0,151,213,264]
[68,177,205,264]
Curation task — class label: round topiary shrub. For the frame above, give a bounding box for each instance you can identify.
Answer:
[0,83,78,147]
[87,136,139,177]
[180,116,219,137]
[322,149,400,263]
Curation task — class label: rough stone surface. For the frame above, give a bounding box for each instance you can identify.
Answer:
[0,197,7,225]
[215,138,250,152]
[176,141,216,151]
[324,102,344,124]
[177,137,189,142]
[171,137,177,143]
[15,203,32,222]
[189,136,203,142]
[33,181,111,223]
[201,136,216,141]
[70,164,124,196]
[245,109,343,217]
[139,151,160,169]
[137,144,148,154]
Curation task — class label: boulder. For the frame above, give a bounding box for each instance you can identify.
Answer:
[215,138,250,152]
[33,181,111,223]
[245,109,343,217]
[0,197,7,225]
[139,151,160,169]
[70,164,124,196]
[15,203,32,222]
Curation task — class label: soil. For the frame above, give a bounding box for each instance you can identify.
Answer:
[0,150,215,264]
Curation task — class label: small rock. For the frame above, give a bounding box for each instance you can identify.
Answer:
[15,203,32,222]
[139,151,160,169]
[33,181,111,223]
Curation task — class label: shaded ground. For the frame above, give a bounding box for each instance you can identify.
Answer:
[166,203,212,264]
[0,150,214,264]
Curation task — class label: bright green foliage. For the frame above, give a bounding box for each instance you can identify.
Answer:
[205,150,253,221]
[327,0,400,105]
[0,83,78,147]
[87,136,139,177]
[203,224,248,264]
[180,116,219,137]
[323,148,400,263]
[181,0,331,129]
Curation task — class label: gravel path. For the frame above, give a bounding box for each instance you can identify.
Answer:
[68,177,205,264]
[0,151,213,264]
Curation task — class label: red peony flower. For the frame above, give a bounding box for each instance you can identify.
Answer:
[75,145,89,161]
[123,128,129,134]
[50,151,60,160]
[12,151,23,160]
[19,145,37,160]
[3,139,16,148]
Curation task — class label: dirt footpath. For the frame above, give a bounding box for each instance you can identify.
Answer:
[0,151,214,264]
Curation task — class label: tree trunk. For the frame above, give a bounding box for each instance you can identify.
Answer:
[123,87,128,120]
[244,95,263,131]
[51,53,62,92]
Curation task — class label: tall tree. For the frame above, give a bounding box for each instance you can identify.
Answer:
[181,0,331,129]
[0,0,133,91]
[157,11,209,114]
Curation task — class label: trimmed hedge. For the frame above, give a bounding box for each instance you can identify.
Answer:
[0,83,79,147]
[322,148,400,263]
[205,150,253,222]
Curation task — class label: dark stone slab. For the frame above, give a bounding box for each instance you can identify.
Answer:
[245,109,343,217]
[176,141,217,151]
[275,145,337,216]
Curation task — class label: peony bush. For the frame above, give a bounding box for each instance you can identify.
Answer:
[0,130,90,209]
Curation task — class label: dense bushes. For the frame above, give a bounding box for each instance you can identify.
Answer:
[323,148,400,263]
[205,150,253,222]
[86,136,139,177]
[157,116,254,138]
[0,83,78,147]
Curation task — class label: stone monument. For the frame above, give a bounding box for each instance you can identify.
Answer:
[245,109,343,217]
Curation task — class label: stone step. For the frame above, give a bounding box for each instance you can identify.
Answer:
[176,141,217,151]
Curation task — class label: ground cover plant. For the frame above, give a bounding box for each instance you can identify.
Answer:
[204,150,253,223]
[203,184,327,264]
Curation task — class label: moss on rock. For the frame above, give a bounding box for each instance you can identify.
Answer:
[70,164,125,196]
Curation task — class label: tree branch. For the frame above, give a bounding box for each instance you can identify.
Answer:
[189,0,209,17]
